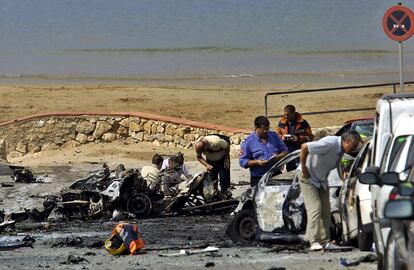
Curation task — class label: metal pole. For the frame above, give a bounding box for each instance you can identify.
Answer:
[399,41,404,92]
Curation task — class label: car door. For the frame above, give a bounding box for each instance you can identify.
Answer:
[255,151,299,233]
[339,142,369,241]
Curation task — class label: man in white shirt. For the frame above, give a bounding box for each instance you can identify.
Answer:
[160,152,192,180]
[299,131,361,250]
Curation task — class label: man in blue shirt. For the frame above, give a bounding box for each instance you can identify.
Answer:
[239,116,289,187]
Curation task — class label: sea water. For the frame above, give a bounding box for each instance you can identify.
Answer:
[0,0,413,84]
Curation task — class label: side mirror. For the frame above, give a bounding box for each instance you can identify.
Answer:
[359,166,380,185]
[384,199,414,219]
[398,182,414,197]
[381,172,400,186]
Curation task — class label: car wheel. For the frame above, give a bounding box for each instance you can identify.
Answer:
[357,205,373,251]
[227,209,256,244]
[127,193,152,218]
[385,232,403,270]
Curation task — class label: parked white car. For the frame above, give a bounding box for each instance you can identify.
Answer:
[360,93,414,270]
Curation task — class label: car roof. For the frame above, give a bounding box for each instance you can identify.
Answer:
[344,117,374,125]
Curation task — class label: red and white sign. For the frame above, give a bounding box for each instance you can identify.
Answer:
[383,5,414,42]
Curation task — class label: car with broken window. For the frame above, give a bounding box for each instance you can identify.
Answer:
[226,150,343,244]
[335,117,374,138]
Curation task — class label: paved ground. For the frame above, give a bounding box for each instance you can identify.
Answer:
[0,144,378,269]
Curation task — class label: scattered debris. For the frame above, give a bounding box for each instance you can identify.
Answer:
[84,251,96,256]
[268,244,306,253]
[51,236,83,247]
[87,240,104,248]
[339,254,377,267]
[158,246,219,257]
[205,262,215,268]
[60,255,89,265]
[0,182,14,187]
[0,235,35,251]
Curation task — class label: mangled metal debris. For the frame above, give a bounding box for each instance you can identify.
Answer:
[57,163,237,220]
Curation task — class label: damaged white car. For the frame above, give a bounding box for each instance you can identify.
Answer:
[227,150,343,244]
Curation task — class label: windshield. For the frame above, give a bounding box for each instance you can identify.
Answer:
[354,122,374,138]
[389,135,414,173]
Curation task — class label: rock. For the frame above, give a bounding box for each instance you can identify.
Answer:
[165,124,177,135]
[76,133,88,144]
[153,140,161,147]
[0,140,6,160]
[144,134,155,142]
[102,133,116,142]
[27,143,41,154]
[129,121,143,132]
[46,118,56,125]
[36,120,45,127]
[93,121,112,139]
[42,143,59,151]
[63,140,80,149]
[131,132,144,141]
[117,126,128,136]
[143,121,153,134]
[87,136,95,142]
[168,142,175,148]
[164,135,173,142]
[7,151,23,160]
[230,135,241,145]
[151,124,158,134]
[157,125,165,133]
[119,118,130,127]
[155,133,165,142]
[76,121,96,134]
[15,142,27,154]
[184,134,195,142]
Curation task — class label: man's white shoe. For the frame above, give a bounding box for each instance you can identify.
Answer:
[310,242,323,251]
[324,242,340,250]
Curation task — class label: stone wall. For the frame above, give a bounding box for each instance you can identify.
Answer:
[0,114,249,161]
[0,113,340,161]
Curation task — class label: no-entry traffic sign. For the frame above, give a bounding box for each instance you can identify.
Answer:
[383,5,414,42]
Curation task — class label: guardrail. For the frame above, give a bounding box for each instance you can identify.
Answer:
[264,81,414,119]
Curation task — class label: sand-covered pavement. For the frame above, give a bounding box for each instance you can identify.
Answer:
[2,83,413,129]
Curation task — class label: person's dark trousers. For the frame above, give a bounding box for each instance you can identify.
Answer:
[207,157,230,191]
[250,175,262,187]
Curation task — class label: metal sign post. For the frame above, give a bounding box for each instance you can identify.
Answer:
[399,41,404,92]
[383,4,414,93]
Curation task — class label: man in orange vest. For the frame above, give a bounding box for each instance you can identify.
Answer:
[276,105,313,170]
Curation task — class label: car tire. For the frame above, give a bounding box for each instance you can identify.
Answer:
[227,209,256,244]
[357,205,373,251]
[385,231,403,270]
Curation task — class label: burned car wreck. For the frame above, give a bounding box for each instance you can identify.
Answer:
[227,150,342,245]
[57,163,237,220]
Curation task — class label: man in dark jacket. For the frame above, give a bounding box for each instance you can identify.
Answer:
[276,105,313,170]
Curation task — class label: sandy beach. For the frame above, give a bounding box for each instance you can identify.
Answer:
[1,82,413,130]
